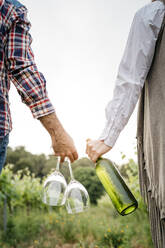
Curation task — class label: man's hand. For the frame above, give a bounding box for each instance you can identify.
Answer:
[86,139,112,163]
[39,113,78,162]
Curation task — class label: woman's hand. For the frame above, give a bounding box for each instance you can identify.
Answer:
[86,139,112,163]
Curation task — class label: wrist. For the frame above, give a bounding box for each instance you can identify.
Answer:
[39,112,65,138]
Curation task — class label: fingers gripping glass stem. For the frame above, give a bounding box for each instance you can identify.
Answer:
[65,157,74,180]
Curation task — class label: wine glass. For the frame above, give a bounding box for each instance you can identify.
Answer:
[64,157,90,214]
[42,156,67,206]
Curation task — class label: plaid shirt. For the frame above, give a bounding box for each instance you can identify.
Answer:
[0,0,55,138]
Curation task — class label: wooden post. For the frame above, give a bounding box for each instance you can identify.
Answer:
[3,196,7,232]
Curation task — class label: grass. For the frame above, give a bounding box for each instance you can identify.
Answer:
[0,197,153,248]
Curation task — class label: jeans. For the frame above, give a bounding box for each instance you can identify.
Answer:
[0,134,9,174]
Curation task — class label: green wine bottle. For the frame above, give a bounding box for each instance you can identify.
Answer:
[96,157,138,216]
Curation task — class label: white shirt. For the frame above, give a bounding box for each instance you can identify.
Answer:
[99,1,165,147]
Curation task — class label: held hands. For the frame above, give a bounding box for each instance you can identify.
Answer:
[86,139,112,163]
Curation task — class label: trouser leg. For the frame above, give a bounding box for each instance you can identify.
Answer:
[0,134,9,174]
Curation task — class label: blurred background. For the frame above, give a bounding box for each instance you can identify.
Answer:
[9,0,149,164]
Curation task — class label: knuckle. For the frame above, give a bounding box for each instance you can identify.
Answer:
[60,153,65,158]
[72,149,77,154]
[89,154,92,160]
[55,153,60,157]
[74,153,78,160]
[67,151,72,157]
[92,155,97,162]
[52,145,56,151]
[71,149,76,154]
[95,150,99,156]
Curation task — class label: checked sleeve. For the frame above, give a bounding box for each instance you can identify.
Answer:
[4,5,55,118]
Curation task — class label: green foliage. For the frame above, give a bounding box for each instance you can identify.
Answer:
[41,155,58,175]
[0,205,153,248]
[74,167,104,204]
[72,157,94,169]
[0,165,20,212]
[119,157,148,215]
[0,165,46,213]
[98,229,125,248]
[0,148,153,248]
[5,146,96,180]
[15,169,43,211]
[5,146,95,179]
[59,157,95,183]
[1,218,17,247]
[1,211,45,246]
[119,158,138,179]
[5,146,47,178]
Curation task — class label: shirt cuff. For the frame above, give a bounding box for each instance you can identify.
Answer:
[29,97,55,119]
[99,122,121,148]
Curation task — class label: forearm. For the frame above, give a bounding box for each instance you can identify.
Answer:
[39,112,65,139]
[99,82,142,147]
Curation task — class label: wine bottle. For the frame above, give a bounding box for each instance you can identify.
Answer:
[96,157,138,216]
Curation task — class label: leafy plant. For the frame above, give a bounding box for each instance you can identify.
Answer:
[74,167,104,204]
[98,228,125,248]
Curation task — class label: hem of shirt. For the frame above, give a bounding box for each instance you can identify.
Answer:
[0,129,11,139]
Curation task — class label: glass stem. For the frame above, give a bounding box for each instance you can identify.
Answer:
[56,156,61,171]
[65,157,74,180]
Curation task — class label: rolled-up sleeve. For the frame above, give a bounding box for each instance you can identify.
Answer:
[5,5,55,118]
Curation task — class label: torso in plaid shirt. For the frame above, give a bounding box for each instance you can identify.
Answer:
[0,0,54,138]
